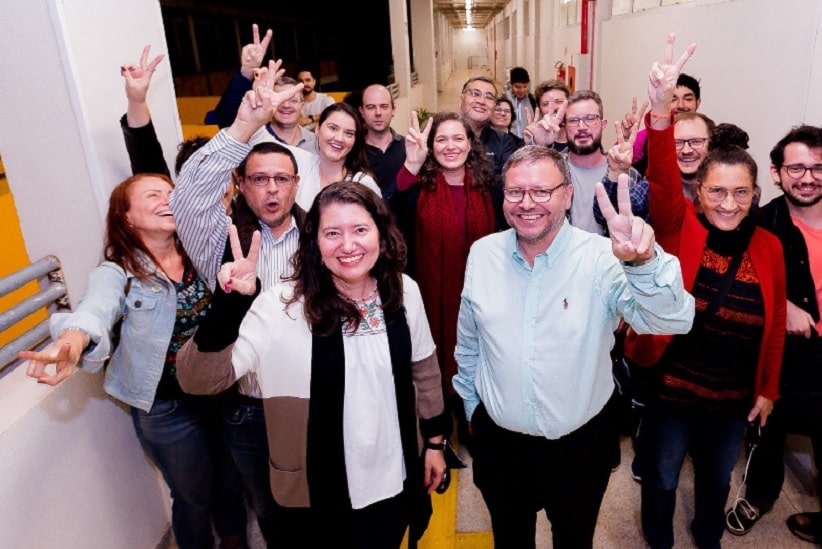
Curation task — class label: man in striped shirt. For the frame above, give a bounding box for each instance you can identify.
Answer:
[170,62,305,544]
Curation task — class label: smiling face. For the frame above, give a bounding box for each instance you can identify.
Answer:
[491,102,513,132]
[503,158,572,252]
[317,110,357,162]
[772,142,822,208]
[432,119,471,170]
[672,85,700,114]
[318,201,380,290]
[273,84,304,126]
[359,85,395,134]
[459,79,497,128]
[697,163,755,231]
[564,99,605,156]
[125,176,176,238]
[238,151,299,236]
[674,117,711,179]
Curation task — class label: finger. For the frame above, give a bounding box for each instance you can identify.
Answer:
[260,29,273,52]
[139,44,150,67]
[614,121,625,145]
[421,115,433,138]
[410,111,420,133]
[663,32,676,66]
[631,217,648,254]
[25,359,47,379]
[631,96,638,115]
[251,23,260,45]
[594,182,617,223]
[217,263,234,293]
[524,108,534,125]
[246,230,261,267]
[616,173,633,217]
[228,224,243,261]
[554,101,567,123]
[146,53,164,73]
[269,59,284,83]
[637,101,649,124]
[674,42,698,73]
[636,224,655,258]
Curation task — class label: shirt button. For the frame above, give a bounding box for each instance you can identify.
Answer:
[135,300,142,308]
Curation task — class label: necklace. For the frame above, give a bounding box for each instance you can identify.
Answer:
[339,281,378,303]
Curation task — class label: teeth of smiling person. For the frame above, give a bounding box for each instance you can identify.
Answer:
[339,254,363,264]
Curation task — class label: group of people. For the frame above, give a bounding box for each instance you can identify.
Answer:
[17,24,822,549]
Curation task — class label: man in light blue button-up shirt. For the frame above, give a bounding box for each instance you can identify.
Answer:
[453,145,694,548]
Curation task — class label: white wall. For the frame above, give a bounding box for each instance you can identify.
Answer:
[0,0,180,546]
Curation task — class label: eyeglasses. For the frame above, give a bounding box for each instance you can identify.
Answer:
[674,137,708,151]
[244,173,296,187]
[282,97,303,106]
[494,108,511,115]
[565,114,601,128]
[503,182,567,203]
[701,186,753,204]
[464,88,497,103]
[782,164,822,180]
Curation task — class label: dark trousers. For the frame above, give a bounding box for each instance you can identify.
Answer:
[272,489,410,548]
[470,397,618,549]
[744,394,822,512]
[639,410,746,549]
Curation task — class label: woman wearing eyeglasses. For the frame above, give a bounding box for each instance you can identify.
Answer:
[626,35,786,549]
[491,97,524,147]
[390,111,503,451]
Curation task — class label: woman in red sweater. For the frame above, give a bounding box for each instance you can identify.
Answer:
[627,35,787,549]
[389,111,502,449]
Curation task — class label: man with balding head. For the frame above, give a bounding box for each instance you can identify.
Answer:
[360,84,405,199]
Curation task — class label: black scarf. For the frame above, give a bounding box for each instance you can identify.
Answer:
[698,213,757,256]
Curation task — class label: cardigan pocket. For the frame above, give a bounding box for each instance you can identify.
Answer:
[268,461,310,508]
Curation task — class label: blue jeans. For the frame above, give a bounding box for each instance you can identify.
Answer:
[131,398,216,549]
[220,397,278,546]
[639,410,746,549]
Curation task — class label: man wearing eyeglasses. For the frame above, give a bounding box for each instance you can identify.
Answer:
[171,60,307,546]
[453,145,694,548]
[725,125,822,543]
[459,75,521,177]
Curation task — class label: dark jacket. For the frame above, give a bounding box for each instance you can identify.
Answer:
[761,196,822,396]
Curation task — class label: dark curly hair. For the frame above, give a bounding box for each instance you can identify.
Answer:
[286,181,407,335]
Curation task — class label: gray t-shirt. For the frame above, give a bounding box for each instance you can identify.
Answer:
[568,159,608,235]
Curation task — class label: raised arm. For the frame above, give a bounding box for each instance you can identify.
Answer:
[213,23,272,128]
[120,45,169,176]
[645,33,697,240]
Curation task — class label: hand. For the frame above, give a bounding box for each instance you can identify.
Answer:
[607,113,643,177]
[423,440,447,495]
[648,33,697,114]
[240,23,273,80]
[230,60,303,141]
[18,330,87,386]
[595,175,655,264]
[217,225,261,295]
[786,299,816,338]
[523,102,566,146]
[121,45,164,105]
[620,97,648,140]
[404,111,432,175]
[748,395,774,426]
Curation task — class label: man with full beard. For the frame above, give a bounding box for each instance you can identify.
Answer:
[725,125,822,544]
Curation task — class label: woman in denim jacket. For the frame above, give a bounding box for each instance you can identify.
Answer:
[19,173,224,549]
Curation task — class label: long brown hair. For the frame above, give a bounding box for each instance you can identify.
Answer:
[418,111,496,192]
[104,173,189,282]
[286,181,407,335]
[317,103,375,180]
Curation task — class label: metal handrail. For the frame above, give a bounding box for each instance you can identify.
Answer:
[0,255,70,371]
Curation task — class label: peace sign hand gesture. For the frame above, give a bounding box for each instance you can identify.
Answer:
[595,175,656,264]
[121,44,164,105]
[523,101,567,146]
[648,33,697,113]
[217,225,261,295]
[404,111,433,175]
[240,23,273,80]
[619,97,648,141]
[607,100,645,177]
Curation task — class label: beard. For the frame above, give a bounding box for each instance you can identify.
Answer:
[783,188,822,208]
[567,135,603,156]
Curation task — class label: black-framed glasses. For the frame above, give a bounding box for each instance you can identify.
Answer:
[701,186,753,204]
[782,164,822,180]
[244,173,296,187]
[464,88,497,103]
[494,107,512,115]
[565,114,601,128]
[674,137,708,151]
[503,181,567,203]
